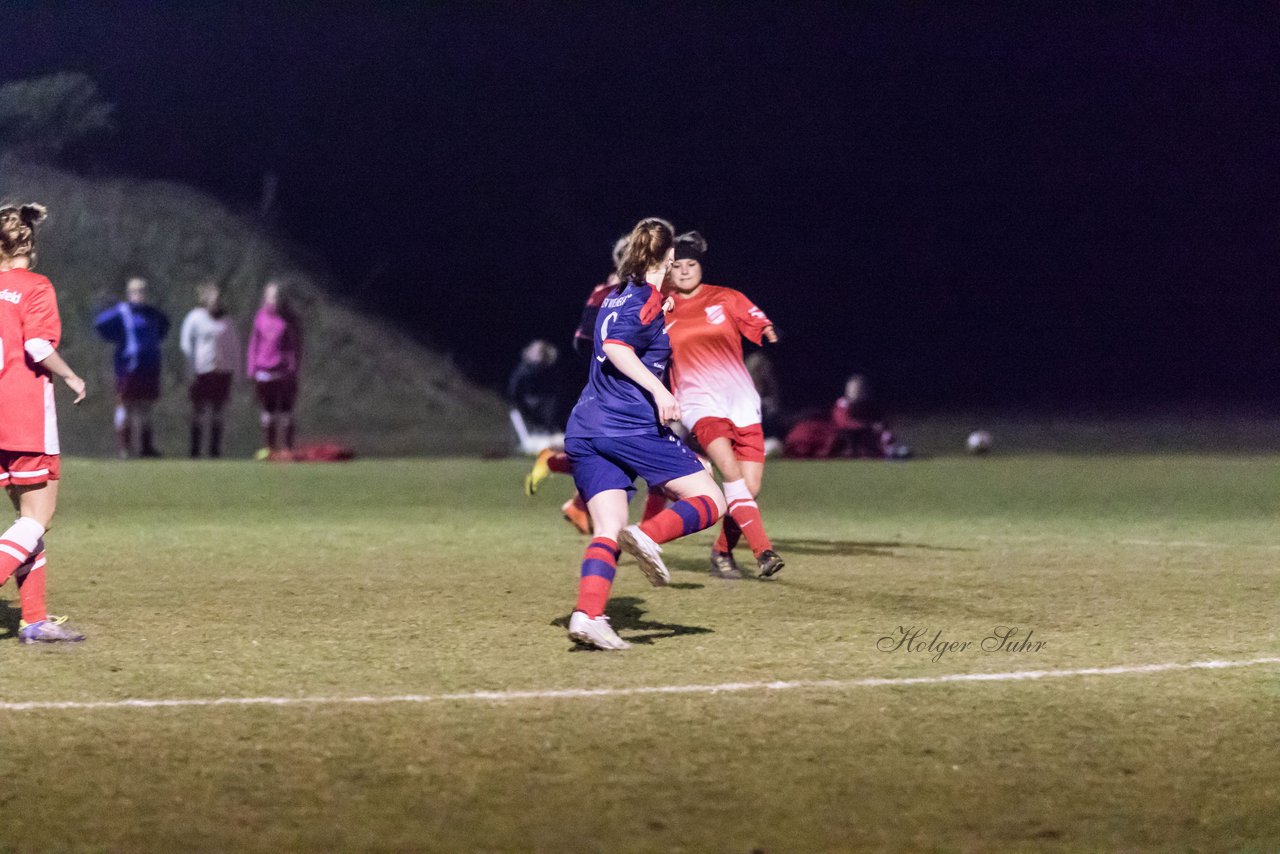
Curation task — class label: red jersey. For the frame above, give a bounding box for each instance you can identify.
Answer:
[0,268,62,453]
[666,283,773,429]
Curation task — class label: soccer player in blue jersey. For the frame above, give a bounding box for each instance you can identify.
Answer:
[564,218,728,650]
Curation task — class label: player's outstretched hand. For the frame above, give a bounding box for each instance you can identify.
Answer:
[64,374,86,404]
[763,325,780,344]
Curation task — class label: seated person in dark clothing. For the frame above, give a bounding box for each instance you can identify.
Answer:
[508,339,562,434]
[745,350,784,444]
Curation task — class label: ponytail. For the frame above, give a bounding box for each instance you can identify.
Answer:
[616,217,674,282]
[0,202,47,264]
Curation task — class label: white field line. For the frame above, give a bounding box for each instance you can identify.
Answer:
[1116,538,1280,550]
[2,656,1278,713]
[975,534,1280,551]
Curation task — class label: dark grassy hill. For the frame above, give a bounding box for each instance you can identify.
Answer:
[0,155,510,457]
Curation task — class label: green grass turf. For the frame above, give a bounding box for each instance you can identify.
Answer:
[1,455,1278,852]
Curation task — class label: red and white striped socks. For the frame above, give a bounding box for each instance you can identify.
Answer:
[718,479,772,557]
[0,517,44,587]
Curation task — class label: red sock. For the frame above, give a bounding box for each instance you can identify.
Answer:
[714,515,742,553]
[575,537,619,618]
[639,495,721,545]
[641,489,667,522]
[548,452,573,475]
[16,552,47,624]
[728,500,772,556]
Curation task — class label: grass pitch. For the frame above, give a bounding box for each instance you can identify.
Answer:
[1,455,1278,852]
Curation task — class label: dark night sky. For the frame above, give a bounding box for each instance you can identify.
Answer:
[5,2,1279,412]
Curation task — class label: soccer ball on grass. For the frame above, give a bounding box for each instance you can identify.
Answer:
[966,430,992,455]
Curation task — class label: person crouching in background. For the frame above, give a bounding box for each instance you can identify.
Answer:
[508,339,564,441]
[832,374,909,458]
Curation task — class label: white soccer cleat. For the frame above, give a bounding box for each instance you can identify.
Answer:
[618,524,669,587]
[568,611,630,650]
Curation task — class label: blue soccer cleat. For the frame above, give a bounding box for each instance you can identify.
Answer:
[18,615,86,645]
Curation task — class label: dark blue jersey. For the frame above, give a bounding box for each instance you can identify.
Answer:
[566,281,671,438]
[93,302,170,378]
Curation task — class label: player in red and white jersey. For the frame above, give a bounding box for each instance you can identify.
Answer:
[665,231,785,578]
[0,203,87,644]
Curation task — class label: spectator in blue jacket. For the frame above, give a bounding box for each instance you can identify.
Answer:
[94,277,170,458]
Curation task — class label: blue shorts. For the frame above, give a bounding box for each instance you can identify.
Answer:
[565,430,705,503]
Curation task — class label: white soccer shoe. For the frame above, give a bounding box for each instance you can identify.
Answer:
[618,524,670,587]
[568,611,630,650]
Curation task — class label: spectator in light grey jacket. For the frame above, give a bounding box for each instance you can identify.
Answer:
[179,282,240,458]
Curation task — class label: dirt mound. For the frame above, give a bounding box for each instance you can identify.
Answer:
[0,155,509,456]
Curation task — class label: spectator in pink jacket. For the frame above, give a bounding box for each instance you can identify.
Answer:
[246,281,302,457]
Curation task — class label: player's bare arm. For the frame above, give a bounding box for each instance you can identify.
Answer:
[32,348,86,404]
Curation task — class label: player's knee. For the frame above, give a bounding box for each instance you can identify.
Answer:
[587,500,621,532]
[707,488,727,519]
[13,485,54,526]
[22,505,54,530]
[585,492,628,539]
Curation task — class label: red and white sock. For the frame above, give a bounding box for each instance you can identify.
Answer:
[722,479,772,557]
[16,548,48,624]
[0,517,45,587]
